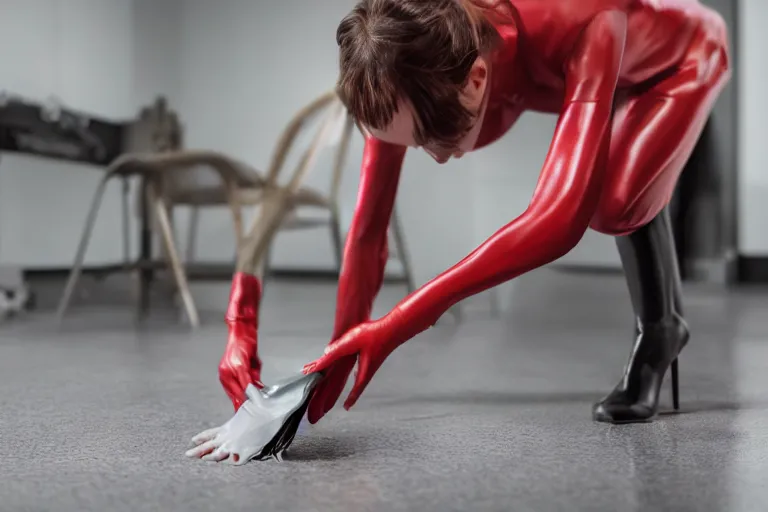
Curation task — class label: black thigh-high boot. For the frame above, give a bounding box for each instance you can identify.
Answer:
[593,207,690,423]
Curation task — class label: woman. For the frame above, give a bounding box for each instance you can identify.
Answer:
[220,0,730,424]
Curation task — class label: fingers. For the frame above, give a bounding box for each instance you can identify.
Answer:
[303,345,353,375]
[307,365,340,424]
[324,356,355,415]
[344,353,375,410]
[202,448,230,462]
[307,378,331,424]
[187,441,230,463]
[306,355,355,424]
[185,439,218,459]
[191,427,220,446]
[303,329,363,375]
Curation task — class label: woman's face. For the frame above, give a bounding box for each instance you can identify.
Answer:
[364,57,490,164]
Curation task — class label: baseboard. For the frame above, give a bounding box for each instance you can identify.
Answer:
[685,257,734,285]
[554,257,741,286]
[25,257,758,284]
[23,263,408,284]
[24,263,129,278]
[737,256,768,283]
[551,263,624,276]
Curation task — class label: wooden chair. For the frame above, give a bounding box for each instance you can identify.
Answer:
[176,91,350,275]
[168,91,416,292]
[55,98,264,327]
[56,91,417,327]
[54,151,265,328]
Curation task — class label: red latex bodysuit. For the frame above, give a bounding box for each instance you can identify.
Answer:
[299,0,731,422]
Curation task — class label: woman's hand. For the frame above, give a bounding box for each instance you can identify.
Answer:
[303,314,403,414]
[218,323,263,411]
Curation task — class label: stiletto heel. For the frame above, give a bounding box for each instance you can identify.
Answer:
[671,357,679,410]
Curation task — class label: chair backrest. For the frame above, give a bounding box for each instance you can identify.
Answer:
[121,92,356,202]
[124,97,263,195]
[264,91,355,201]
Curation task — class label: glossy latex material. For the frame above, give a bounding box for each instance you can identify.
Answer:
[219,272,264,411]
[593,208,690,423]
[306,140,406,424]
[306,0,730,420]
[187,373,322,465]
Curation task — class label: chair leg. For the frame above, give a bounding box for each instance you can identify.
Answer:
[137,177,155,320]
[56,175,112,323]
[330,209,344,276]
[154,195,200,328]
[235,191,290,312]
[258,205,286,295]
[121,176,131,266]
[186,206,199,264]
[263,240,275,288]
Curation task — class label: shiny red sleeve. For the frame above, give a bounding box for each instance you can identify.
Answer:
[331,136,407,340]
[382,11,628,343]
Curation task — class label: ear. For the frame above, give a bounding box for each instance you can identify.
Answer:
[462,56,489,108]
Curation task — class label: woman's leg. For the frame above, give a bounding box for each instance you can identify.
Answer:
[590,22,730,423]
[594,208,688,422]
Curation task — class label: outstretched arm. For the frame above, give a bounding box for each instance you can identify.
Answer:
[386,10,627,335]
[331,136,407,339]
[305,10,628,409]
[306,135,407,423]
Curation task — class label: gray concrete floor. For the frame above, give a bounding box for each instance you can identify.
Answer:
[2,268,768,512]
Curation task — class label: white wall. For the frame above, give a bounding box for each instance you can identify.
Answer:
[172,0,619,290]
[0,0,138,268]
[467,113,620,270]
[0,0,183,269]
[738,0,768,255]
[172,0,476,285]
[132,0,181,110]
[1,0,759,283]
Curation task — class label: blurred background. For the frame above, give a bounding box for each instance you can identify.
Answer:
[0,0,763,308]
[1,1,767,511]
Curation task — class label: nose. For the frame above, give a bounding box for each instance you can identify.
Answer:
[425,149,449,164]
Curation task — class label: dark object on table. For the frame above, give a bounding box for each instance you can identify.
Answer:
[0,92,123,165]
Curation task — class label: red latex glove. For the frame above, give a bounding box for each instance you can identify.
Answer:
[305,352,356,423]
[218,272,264,410]
[303,312,404,411]
[305,137,407,423]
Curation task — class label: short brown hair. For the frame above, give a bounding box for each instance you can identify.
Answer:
[336,0,501,148]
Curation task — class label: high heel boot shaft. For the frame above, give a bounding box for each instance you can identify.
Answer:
[593,208,688,423]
